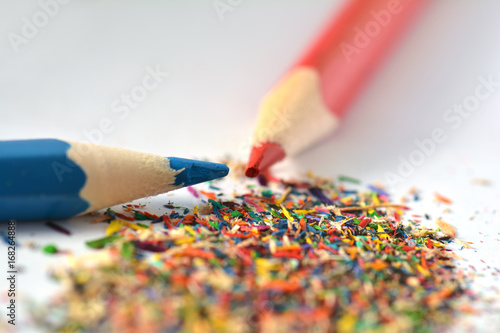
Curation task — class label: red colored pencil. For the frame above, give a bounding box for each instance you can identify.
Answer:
[245,0,430,177]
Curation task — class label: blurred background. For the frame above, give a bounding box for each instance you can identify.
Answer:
[1,0,499,184]
[1,0,500,331]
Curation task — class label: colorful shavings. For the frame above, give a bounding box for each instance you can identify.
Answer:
[32,175,468,333]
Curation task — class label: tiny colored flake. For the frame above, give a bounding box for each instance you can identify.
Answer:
[435,192,453,204]
[338,175,361,184]
[32,174,471,333]
[106,220,123,236]
[133,212,152,220]
[45,221,71,236]
[470,178,491,186]
[121,242,135,259]
[187,186,199,198]
[199,190,216,200]
[262,189,273,197]
[85,235,122,249]
[42,244,58,254]
[436,218,456,238]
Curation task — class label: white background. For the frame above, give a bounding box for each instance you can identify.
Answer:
[1,0,500,332]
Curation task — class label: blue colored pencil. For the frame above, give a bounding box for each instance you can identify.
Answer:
[0,139,229,221]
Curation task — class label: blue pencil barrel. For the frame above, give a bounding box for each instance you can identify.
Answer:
[0,139,89,221]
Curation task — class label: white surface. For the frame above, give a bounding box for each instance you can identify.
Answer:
[1,0,500,332]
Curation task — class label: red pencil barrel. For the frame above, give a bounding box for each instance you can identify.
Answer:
[296,0,429,118]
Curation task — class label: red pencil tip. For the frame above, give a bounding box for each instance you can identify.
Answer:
[245,166,260,178]
[245,142,286,178]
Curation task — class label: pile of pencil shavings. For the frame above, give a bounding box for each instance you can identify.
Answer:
[32,174,468,333]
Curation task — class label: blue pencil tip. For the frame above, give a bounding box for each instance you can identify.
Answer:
[167,158,229,187]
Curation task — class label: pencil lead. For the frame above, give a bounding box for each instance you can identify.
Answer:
[168,158,229,186]
[245,142,285,178]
